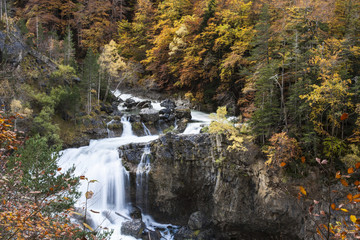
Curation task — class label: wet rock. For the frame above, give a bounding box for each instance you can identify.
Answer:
[139,108,159,122]
[159,108,173,115]
[136,100,152,109]
[121,219,146,238]
[129,114,141,123]
[173,226,194,239]
[188,211,207,230]
[107,120,123,137]
[176,118,189,133]
[144,230,162,240]
[160,99,176,109]
[124,98,138,109]
[129,205,142,220]
[174,107,191,120]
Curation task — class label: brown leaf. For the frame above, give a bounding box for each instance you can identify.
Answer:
[348,167,354,174]
[356,162,360,169]
[353,194,360,199]
[335,171,341,179]
[355,181,360,186]
[85,191,94,199]
[340,179,349,187]
[301,156,305,163]
[347,193,353,202]
[331,203,336,210]
[280,162,286,167]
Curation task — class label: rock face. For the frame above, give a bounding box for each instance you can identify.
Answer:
[120,133,305,239]
[121,219,145,238]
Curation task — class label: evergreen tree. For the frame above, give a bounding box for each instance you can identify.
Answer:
[82,48,99,114]
[9,135,80,213]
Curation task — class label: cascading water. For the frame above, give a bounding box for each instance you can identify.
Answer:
[142,123,151,136]
[106,120,115,138]
[136,145,151,213]
[57,91,212,239]
[182,110,212,134]
[121,116,134,137]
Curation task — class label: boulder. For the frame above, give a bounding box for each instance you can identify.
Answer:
[140,108,159,122]
[174,107,191,120]
[159,108,173,115]
[124,98,138,109]
[121,219,146,238]
[160,99,176,109]
[188,211,207,230]
[136,100,152,109]
[129,114,141,123]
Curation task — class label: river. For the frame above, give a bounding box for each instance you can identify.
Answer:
[58,91,211,239]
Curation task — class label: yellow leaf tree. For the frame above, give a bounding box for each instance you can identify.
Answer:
[98,40,126,102]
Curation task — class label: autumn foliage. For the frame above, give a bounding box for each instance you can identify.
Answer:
[0,113,81,239]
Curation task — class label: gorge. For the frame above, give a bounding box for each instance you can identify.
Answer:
[58,91,306,240]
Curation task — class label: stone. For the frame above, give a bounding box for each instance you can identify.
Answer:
[173,226,194,240]
[139,108,159,122]
[129,114,141,123]
[121,219,145,238]
[174,107,192,120]
[144,230,162,240]
[124,98,138,109]
[136,100,152,109]
[159,108,173,115]
[188,211,206,230]
[160,99,176,109]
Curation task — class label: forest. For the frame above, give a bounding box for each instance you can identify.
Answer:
[1,0,360,239]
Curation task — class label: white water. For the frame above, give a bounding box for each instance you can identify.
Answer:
[113,89,162,111]
[58,91,212,239]
[107,120,115,138]
[183,110,212,134]
[142,123,152,136]
[136,146,151,213]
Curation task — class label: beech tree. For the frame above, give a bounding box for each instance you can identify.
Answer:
[98,40,126,102]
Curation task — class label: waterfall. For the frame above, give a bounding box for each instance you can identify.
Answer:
[183,110,211,134]
[121,116,134,137]
[136,145,151,213]
[106,120,115,138]
[57,91,213,239]
[142,122,151,136]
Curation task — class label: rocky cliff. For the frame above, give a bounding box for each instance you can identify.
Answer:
[120,133,307,239]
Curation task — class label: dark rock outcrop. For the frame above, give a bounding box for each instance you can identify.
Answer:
[174,106,191,120]
[120,133,305,239]
[160,99,176,109]
[139,108,159,123]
